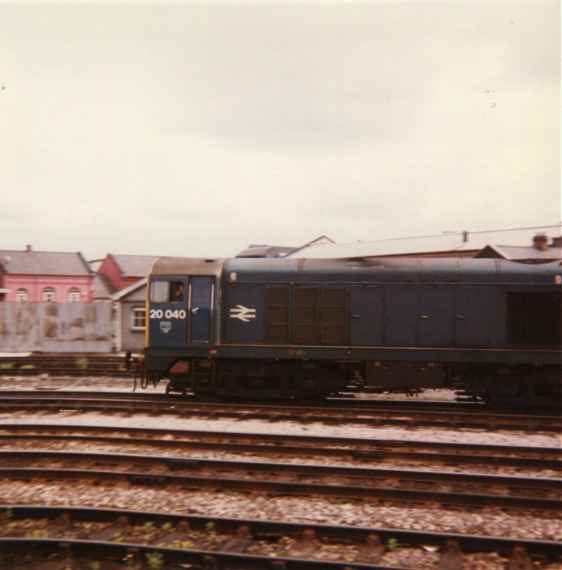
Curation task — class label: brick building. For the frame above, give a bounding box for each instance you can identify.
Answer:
[0,246,93,303]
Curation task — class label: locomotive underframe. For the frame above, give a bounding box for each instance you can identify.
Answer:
[145,346,561,403]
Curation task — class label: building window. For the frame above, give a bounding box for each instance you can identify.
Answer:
[15,288,29,303]
[67,288,81,303]
[132,307,146,330]
[42,287,56,303]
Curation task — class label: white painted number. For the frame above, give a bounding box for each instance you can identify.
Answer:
[150,309,187,319]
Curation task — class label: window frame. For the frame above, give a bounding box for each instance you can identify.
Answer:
[15,288,29,303]
[149,279,186,303]
[131,307,147,331]
[150,280,170,303]
[42,287,56,303]
[67,287,82,303]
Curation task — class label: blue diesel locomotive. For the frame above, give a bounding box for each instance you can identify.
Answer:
[140,257,561,405]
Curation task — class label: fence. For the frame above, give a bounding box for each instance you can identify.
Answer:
[0,301,113,353]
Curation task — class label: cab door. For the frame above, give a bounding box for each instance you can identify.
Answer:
[189,276,214,344]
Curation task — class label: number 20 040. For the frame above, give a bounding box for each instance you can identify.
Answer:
[150,309,187,319]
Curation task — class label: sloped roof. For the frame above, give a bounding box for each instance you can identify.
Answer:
[113,277,147,301]
[478,244,562,261]
[286,225,562,259]
[236,235,335,259]
[0,249,91,276]
[92,272,115,299]
[111,254,160,277]
[237,245,298,258]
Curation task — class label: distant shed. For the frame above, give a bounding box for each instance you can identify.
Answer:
[112,278,147,353]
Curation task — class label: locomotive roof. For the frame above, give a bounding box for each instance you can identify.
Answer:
[221,257,562,284]
[149,256,562,285]
[151,257,226,277]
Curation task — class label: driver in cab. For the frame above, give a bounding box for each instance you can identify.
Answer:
[170,283,185,303]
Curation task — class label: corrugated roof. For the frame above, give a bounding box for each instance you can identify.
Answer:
[286,225,562,259]
[0,249,91,276]
[111,254,160,277]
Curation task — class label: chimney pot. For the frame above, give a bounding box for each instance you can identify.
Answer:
[532,233,549,252]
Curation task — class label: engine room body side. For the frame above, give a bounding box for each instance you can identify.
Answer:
[221,258,560,352]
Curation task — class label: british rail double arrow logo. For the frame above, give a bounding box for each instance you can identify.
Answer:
[229,305,257,323]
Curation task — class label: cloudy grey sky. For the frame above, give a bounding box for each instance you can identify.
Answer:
[1,1,560,260]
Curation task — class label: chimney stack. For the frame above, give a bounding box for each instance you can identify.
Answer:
[25,244,32,252]
[532,233,549,252]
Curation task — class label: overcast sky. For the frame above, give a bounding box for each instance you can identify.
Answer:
[1,1,560,260]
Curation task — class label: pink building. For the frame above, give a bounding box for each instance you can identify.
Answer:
[0,246,93,303]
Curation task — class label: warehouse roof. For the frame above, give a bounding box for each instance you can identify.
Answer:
[0,247,91,276]
[286,225,562,259]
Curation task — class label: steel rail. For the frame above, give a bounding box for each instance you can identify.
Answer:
[2,448,561,493]
[0,388,556,416]
[2,504,561,559]
[1,431,559,470]
[0,537,401,570]
[0,389,487,409]
[1,422,560,460]
[1,451,561,511]
[0,394,559,431]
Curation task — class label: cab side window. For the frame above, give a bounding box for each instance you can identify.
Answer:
[150,280,185,303]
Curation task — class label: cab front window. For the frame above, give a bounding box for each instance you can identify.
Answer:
[150,281,170,303]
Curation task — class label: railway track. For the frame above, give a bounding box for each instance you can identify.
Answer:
[0,390,559,431]
[1,422,560,472]
[1,447,560,512]
[1,505,560,569]
[0,354,130,377]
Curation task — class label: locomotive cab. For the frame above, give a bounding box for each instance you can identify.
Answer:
[148,277,214,347]
[144,258,225,394]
